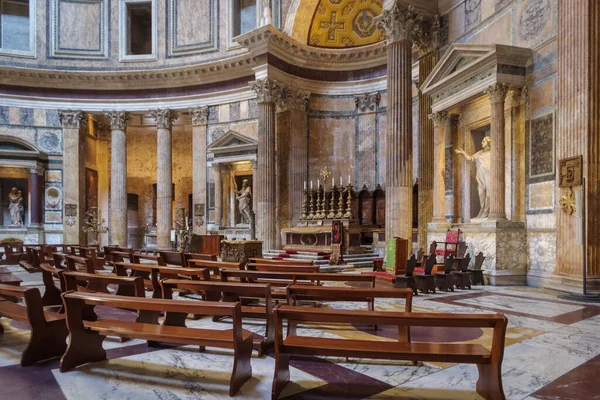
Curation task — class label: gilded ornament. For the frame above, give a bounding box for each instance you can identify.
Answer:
[560,187,576,215]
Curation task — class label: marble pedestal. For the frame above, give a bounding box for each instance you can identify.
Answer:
[220,240,263,264]
[428,220,527,285]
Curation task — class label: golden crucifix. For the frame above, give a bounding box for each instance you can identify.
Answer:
[320,167,331,188]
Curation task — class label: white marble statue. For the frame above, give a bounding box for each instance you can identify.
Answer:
[455,137,491,218]
[235,179,252,224]
[8,187,24,226]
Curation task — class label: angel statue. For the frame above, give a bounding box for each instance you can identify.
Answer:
[455,136,491,218]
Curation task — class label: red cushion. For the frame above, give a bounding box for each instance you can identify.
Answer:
[374,258,384,262]
[414,267,425,274]
[445,231,460,243]
[285,250,299,254]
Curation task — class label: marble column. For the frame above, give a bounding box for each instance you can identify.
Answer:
[213,163,223,227]
[355,93,380,188]
[151,109,178,249]
[251,79,280,251]
[29,165,44,226]
[429,111,448,222]
[509,88,526,222]
[59,110,87,244]
[449,115,463,222]
[104,111,131,247]
[378,4,422,245]
[190,106,210,234]
[485,83,509,220]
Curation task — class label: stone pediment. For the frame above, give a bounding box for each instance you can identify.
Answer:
[421,44,532,112]
[207,131,257,157]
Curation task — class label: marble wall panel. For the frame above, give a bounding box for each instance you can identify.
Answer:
[52,0,107,57]
[529,112,554,180]
[0,107,8,125]
[466,11,513,45]
[530,77,555,116]
[309,96,356,112]
[528,231,556,274]
[308,116,355,185]
[527,181,554,211]
[465,0,482,31]
[531,39,557,83]
[168,0,217,56]
[356,113,377,189]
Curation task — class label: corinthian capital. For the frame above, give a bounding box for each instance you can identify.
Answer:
[151,109,179,129]
[251,79,281,104]
[58,110,86,128]
[377,4,423,44]
[484,83,509,104]
[189,106,210,126]
[355,93,381,112]
[277,87,310,112]
[104,111,131,130]
[428,111,448,127]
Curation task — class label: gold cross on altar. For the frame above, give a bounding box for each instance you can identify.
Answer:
[320,12,344,41]
[320,167,331,185]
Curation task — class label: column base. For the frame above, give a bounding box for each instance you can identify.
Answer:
[527,271,600,293]
[484,269,527,286]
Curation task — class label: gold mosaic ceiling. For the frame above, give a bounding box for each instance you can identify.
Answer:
[308,0,384,48]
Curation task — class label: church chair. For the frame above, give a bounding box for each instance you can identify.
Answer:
[394,254,418,294]
[435,229,462,259]
[452,253,472,290]
[468,252,486,285]
[414,254,437,294]
[434,255,456,292]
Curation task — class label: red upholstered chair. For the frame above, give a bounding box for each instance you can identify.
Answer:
[435,229,462,259]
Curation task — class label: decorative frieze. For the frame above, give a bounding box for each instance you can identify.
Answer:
[355,93,380,112]
[104,111,131,130]
[377,4,424,44]
[190,106,210,126]
[251,79,282,104]
[151,109,179,129]
[58,110,86,128]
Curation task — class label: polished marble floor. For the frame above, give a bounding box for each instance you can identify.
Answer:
[1,265,599,400]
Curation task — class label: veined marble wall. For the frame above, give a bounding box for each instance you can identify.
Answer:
[438,0,558,282]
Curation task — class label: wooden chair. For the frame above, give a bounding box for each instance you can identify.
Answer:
[271,306,508,400]
[393,254,418,294]
[435,229,462,259]
[161,279,275,356]
[434,255,456,292]
[453,253,472,290]
[60,292,254,396]
[428,241,437,256]
[0,283,68,366]
[456,242,468,259]
[416,248,425,266]
[468,252,486,286]
[414,254,437,294]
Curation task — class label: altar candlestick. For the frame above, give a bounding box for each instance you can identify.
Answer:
[304,181,306,190]
[340,176,343,186]
[310,181,313,189]
[332,177,335,186]
[348,175,351,186]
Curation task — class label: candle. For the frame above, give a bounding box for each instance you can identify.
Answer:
[304,181,307,190]
[310,181,313,189]
[332,177,335,186]
[340,176,343,186]
[317,179,320,187]
[348,175,351,185]
[185,216,189,227]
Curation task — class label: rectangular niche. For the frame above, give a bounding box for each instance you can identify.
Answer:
[167,0,217,57]
[119,0,157,61]
[228,0,257,49]
[50,0,108,59]
[0,0,36,57]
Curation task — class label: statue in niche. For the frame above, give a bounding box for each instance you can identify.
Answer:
[235,179,253,224]
[8,187,24,226]
[455,137,491,218]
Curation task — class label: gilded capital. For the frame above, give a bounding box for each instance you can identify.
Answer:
[355,93,381,112]
[58,110,86,128]
[104,111,131,131]
[30,165,44,176]
[251,78,281,104]
[428,111,448,127]
[189,106,210,126]
[151,109,178,129]
[377,4,423,44]
[484,83,509,104]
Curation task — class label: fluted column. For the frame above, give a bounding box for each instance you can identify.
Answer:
[59,110,87,244]
[213,163,224,227]
[151,109,178,249]
[450,115,463,222]
[190,106,210,234]
[378,4,423,245]
[485,83,509,220]
[429,111,448,222]
[252,79,280,251]
[105,111,131,246]
[355,93,380,188]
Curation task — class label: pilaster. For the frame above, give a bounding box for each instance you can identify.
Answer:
[190,106,210,234]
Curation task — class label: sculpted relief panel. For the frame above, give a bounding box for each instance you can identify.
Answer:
[529,113,554,181]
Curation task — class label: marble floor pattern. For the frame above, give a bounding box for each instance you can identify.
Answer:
[1,266,600,400]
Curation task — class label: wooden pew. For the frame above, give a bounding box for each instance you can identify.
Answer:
[221,269,374,287]
[247,263,320,273]
[1,243,25,265]
[131,253,166,265]
[184,252,217,266]
[40,263,66,306]
[271,306,508,400]
[0,283,68,366]
[19,245,43,272]
[65,255,96,274]
[159,250,185,266]
[60,292,254,396]
[78,247,105,271]
[248,258,314,266]
[188,259,243,278]
[161,279,275,356]
[113,262,210,298]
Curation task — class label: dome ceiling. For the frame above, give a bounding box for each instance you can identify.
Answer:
[308,0,383,48]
